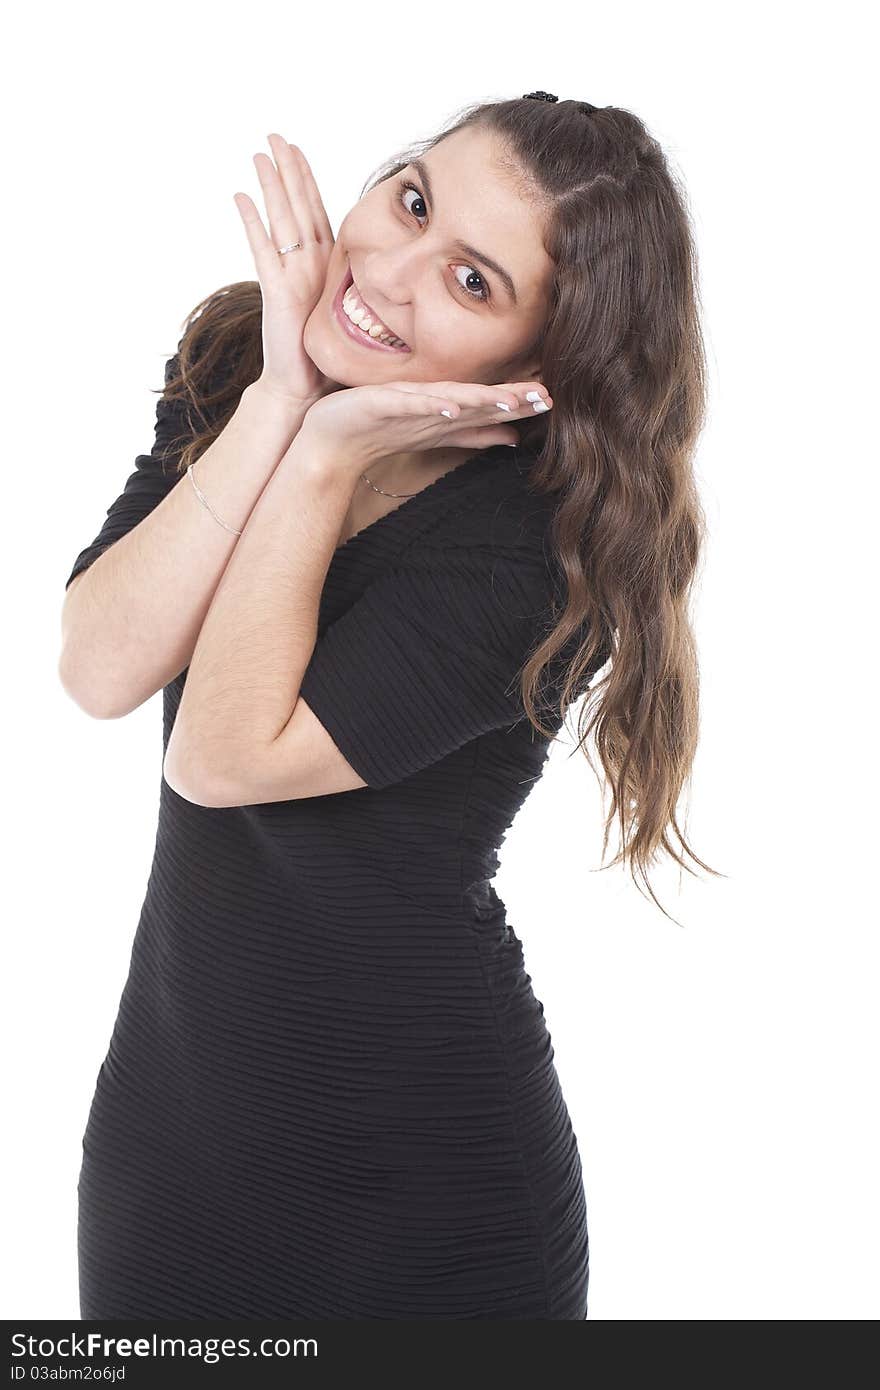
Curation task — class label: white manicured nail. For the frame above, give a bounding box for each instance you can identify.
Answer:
[532,399,550,413]
[440,409,453,418]
[525,390,543,402]
[495,401,512,411]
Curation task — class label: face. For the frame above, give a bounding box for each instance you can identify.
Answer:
[303,126,554,391]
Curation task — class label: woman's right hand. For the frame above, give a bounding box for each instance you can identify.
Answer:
[234,134,336,413]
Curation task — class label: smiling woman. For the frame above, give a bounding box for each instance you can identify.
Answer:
[63,91,714,1321]
[299,124,553,411]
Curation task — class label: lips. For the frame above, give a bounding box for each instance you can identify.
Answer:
[338,262,409,349]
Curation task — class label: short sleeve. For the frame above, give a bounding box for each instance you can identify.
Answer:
[298,544,559,790]
[64,351,204,590]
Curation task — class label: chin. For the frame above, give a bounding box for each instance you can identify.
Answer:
[301,317,351,387]
[304,315,409,390]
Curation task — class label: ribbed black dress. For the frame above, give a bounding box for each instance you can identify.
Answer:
[65,355,604,1320]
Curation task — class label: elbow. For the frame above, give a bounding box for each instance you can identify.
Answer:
[162,741,241,808]
[58,649,127,721]
[58,634,153,721]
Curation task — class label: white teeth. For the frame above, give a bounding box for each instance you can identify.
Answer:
[342,283,406,347]
[343,288,365,322]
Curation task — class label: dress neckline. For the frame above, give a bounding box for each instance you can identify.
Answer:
[331,445,512,563]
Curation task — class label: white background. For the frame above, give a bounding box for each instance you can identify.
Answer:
[4,0,877,1321]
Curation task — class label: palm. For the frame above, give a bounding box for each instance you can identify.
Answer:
[260,245,335,403]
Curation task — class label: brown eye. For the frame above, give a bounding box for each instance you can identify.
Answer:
[451,265,489,302]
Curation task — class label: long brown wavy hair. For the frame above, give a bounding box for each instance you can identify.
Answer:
[157,96,721,923]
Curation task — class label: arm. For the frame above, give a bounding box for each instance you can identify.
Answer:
[162,427,361,805]
[163,377,553,807]
[61,135,339,721]
[59,381,307,720]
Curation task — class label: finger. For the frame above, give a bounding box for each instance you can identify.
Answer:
[233,191,283,289]
[474,385,553,416]
[378,381,457,398]
[479,383,553,412]
[413,392,464,418]
[264,135,333,249]
[387,380,520,411]
[362,389,524,449]
[285,141,335,246]
[361,387,461,418]
[392,378,550,403]
[390,381,550,415]
[437,387,550,420]
[381,380,473,405]
[503,380,552,401]
[254,146,303,255]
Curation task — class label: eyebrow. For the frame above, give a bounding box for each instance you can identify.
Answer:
[409,157,518,305]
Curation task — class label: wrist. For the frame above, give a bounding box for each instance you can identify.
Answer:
[291,419,370,484]
[241,379,315,430]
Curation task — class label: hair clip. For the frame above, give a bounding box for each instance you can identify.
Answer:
[522,92,600,114]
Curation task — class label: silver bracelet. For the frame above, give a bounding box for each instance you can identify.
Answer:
[186,462,243,536]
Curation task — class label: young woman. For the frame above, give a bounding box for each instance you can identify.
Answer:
[60,92,714,1319]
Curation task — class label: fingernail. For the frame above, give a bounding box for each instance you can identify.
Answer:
[495,401,512,412]
[440,409,453,418]
[532,399,550,413]
[525,390,543,402]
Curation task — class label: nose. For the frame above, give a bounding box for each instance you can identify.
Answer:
[361,245,424,310]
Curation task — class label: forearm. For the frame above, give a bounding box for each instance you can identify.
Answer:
[163,429,357,800]
[60,382,307,718]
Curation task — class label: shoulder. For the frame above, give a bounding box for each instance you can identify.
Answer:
[409,445,563,596]
[420,446,559,548]
[390,451,564,643]
[487,448,561,554]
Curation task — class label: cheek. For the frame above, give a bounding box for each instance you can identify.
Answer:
[338,200,385,248]
[414,309,492,368]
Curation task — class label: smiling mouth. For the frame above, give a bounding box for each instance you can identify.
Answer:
[336,264,410,350]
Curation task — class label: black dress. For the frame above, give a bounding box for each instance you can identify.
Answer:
[65,357,603,1320]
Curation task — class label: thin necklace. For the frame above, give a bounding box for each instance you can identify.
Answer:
[359,471,421,498]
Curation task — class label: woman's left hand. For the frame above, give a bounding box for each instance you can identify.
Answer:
[296,377,553,472]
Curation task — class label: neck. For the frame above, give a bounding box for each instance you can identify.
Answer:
[363,445,473,492]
